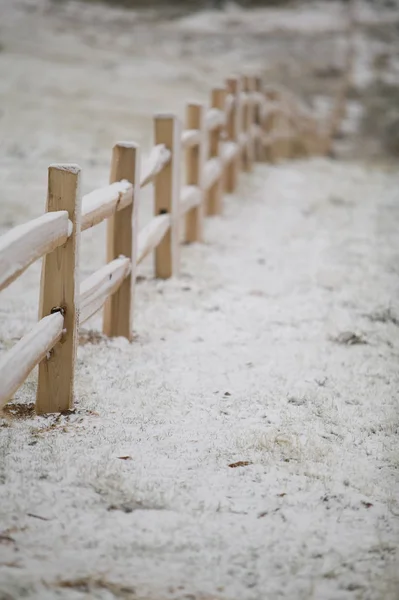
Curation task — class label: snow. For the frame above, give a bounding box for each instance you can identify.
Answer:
[1,158,398,599]
[81,180,133,229]
[174,3,346,35]
[1,1,399,599]
[82,181,132,215]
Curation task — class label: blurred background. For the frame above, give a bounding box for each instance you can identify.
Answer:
[0,0,398,320]
[0,0,397,399]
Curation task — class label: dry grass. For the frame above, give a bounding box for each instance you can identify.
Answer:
[79,329,108,346]
[365,307,399,326]
[57,577,138,599]
[1,402,35,420]
[56,576,226,600]
[237,426,332,468]
[330,331,367,345]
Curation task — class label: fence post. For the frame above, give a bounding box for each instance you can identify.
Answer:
[225,77,241,193]
[154,114,181,278]
[241,75,255,172]
[185,103,206,243]
[264,89,286,163]
[260,88,273,163]
[36,164,81,414]
[103,142,140,341]
[253,76,264,161]
[207,87,227,216]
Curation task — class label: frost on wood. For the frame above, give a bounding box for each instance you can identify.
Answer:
[0,211,70,292]
[0,312,64,407]
[81,180,133,231]
[80,257,131,324]
[180,185,201,216]
[140,144,171,189]
[136,213,171,265]
[48,163,81,174]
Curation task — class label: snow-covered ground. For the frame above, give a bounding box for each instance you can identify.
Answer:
[1,1,399,599]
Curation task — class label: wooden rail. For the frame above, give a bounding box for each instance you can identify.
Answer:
[180,185,202,217]
[81,181,133,232]
[0,312,65,408]
[0,211,72,292]
[80,257,131,325]
[181,129,201,149]
[137,214,171,266]
[140,144,171,188]
[0,60,353,413]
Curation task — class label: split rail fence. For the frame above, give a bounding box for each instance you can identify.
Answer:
[0,62,353,414]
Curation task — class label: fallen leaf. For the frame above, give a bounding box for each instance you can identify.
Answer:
[361,501,373,508]
[228,461,252,468]
[278,493,287,497]
[117,456,132,461]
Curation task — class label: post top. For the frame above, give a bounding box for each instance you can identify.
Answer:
[114,141,140,150]
[48,164,81,174]
[154,112,179,120]
[187,101,205,109]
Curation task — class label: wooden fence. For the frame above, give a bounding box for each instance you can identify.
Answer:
[0,68,352,414]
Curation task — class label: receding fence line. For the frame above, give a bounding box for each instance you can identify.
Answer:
[0,65,352,415]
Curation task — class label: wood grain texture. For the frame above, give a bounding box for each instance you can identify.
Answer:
[154,114,181,279]
[207,88,226,216]
[36,164,81,414]
[241,75,256,172]
[185,103,205,243]
[103,142,140,340]
[225,77,242,192]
